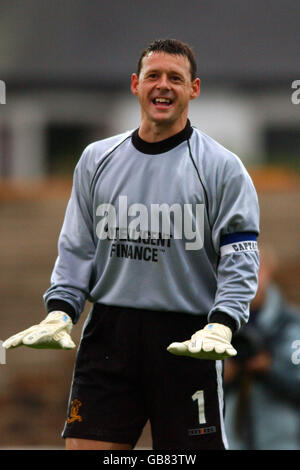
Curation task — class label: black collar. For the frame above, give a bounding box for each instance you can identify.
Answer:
[131,119,193,155]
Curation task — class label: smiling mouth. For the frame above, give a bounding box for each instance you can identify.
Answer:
[152,97,173,107]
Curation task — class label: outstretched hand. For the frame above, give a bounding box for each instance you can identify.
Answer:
[3,311,76,350]
[167,323,237,360]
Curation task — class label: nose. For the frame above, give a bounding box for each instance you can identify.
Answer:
[156,74,170,90]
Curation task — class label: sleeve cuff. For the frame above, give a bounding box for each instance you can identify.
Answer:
[46,299,77,324]
[209,311,237,333]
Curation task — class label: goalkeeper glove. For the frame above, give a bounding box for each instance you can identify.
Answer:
[3,311,76,350]
[167,323,237,360]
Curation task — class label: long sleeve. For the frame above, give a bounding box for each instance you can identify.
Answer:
[43,148,95,323]
[207,152,260,331]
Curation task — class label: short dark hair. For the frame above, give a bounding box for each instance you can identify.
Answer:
[137,38,197,81]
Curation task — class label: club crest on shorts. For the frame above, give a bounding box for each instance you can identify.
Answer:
[67,399,83,423]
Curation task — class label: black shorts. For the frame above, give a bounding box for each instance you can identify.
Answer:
[62,303,228,450]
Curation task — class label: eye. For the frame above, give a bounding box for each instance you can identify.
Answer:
[171,76,182,82]
[147,73,158,79]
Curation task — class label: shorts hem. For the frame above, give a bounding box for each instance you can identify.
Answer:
[62,429,138,447]
[152,441,226,451]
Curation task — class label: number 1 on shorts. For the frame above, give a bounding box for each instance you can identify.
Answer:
[192,390,206,424]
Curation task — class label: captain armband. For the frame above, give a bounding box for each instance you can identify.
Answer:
[219,232,258,257]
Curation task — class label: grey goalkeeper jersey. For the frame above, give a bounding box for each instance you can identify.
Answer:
[44,120,260,329]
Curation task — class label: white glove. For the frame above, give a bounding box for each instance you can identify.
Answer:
[3,311,76,350]
[167,323,237,360]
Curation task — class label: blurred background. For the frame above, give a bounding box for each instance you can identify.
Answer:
[0,0,299,449]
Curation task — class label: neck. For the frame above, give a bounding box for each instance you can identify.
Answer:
[131,119,192,155]
[138,117,188,142]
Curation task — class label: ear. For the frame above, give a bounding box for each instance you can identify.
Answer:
[190,78,201,100]
[131,73,139,96]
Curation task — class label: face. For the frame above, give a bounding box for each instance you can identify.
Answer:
[131,52,200,129]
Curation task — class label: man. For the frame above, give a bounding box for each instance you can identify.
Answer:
[3,39,260,450]
[224,247,300,450]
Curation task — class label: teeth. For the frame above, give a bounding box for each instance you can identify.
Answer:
[155,98,171,103]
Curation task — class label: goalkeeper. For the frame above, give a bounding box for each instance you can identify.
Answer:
[4,38,259,450]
